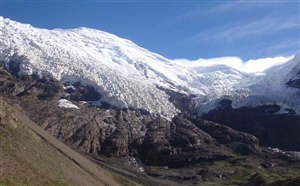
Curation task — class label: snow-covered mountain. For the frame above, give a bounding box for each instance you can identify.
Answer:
[0,17,186,117]
[1,17,300,117]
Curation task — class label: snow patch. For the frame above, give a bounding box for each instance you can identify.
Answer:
[58,99,79,109]
[63,85,76,91]
[274,108,290,115]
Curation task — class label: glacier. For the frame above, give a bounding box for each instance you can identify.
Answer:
[1,16,300,117]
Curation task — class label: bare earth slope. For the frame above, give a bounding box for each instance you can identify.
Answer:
[0,98,136,186]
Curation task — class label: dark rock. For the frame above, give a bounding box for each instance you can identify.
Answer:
[7,60,21,75]
[130,115,235,167]
[260,161,276,168]
[287,78,300,89]
[157,86,196,113]
[0,66,62,99]
[0,62,290,169]
[102,127,130,157]
[187,116,260,155]
[217,99,232,110]
[204,104,300,151]
[64,82,101,101]
[35,77,63,99]
[287,70,300,89]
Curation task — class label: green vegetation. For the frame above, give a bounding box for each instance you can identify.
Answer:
[205,156,300,185]
[112,175,137,186]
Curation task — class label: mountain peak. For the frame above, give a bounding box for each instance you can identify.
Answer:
[0,17,183,117]
[1,17,299,116]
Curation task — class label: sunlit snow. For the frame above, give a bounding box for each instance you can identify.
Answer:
[58,99,79,109]
[1,16,300,117]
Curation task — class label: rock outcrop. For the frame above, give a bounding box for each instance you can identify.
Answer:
[204,100,300,151]
[287,70,300,89]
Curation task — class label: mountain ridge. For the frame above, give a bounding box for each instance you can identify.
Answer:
[1,17,300,185]
[1,16,300,116]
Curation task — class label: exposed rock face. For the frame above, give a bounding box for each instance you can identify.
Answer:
[132,115,232,167]
[287,79,300,88]
[204,100,300,151]
[6,59,21,75]
[0,64,265,167]
[0,63,63,99]
[287,70,300,88]
[157,86,197,114]
[188,116,260,155]
[63,82,101,101]
[0,63,298,170]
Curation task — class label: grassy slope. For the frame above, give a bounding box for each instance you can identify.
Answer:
[0,98,137,186]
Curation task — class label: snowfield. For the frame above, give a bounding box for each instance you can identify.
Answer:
[1,17,300,117]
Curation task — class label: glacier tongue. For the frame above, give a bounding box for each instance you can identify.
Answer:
[1,16,300,117]
[0,17,183,118]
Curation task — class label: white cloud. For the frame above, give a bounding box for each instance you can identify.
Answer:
[243,56,293,73]
[173,55,293,73]
[216,16,299,40]
[207,1,243,14]
[266,40,300,55]
[174,56,244,69]
[176,0,245,20]
[176,1,284,21]
[195,15,299,42]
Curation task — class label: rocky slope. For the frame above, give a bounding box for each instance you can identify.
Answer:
[0,63,260,166]
[0,98,134,186]
[204,100,300,151]
[287,69,300,88]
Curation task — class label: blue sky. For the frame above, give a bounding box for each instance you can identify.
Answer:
[1,0,299,61]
